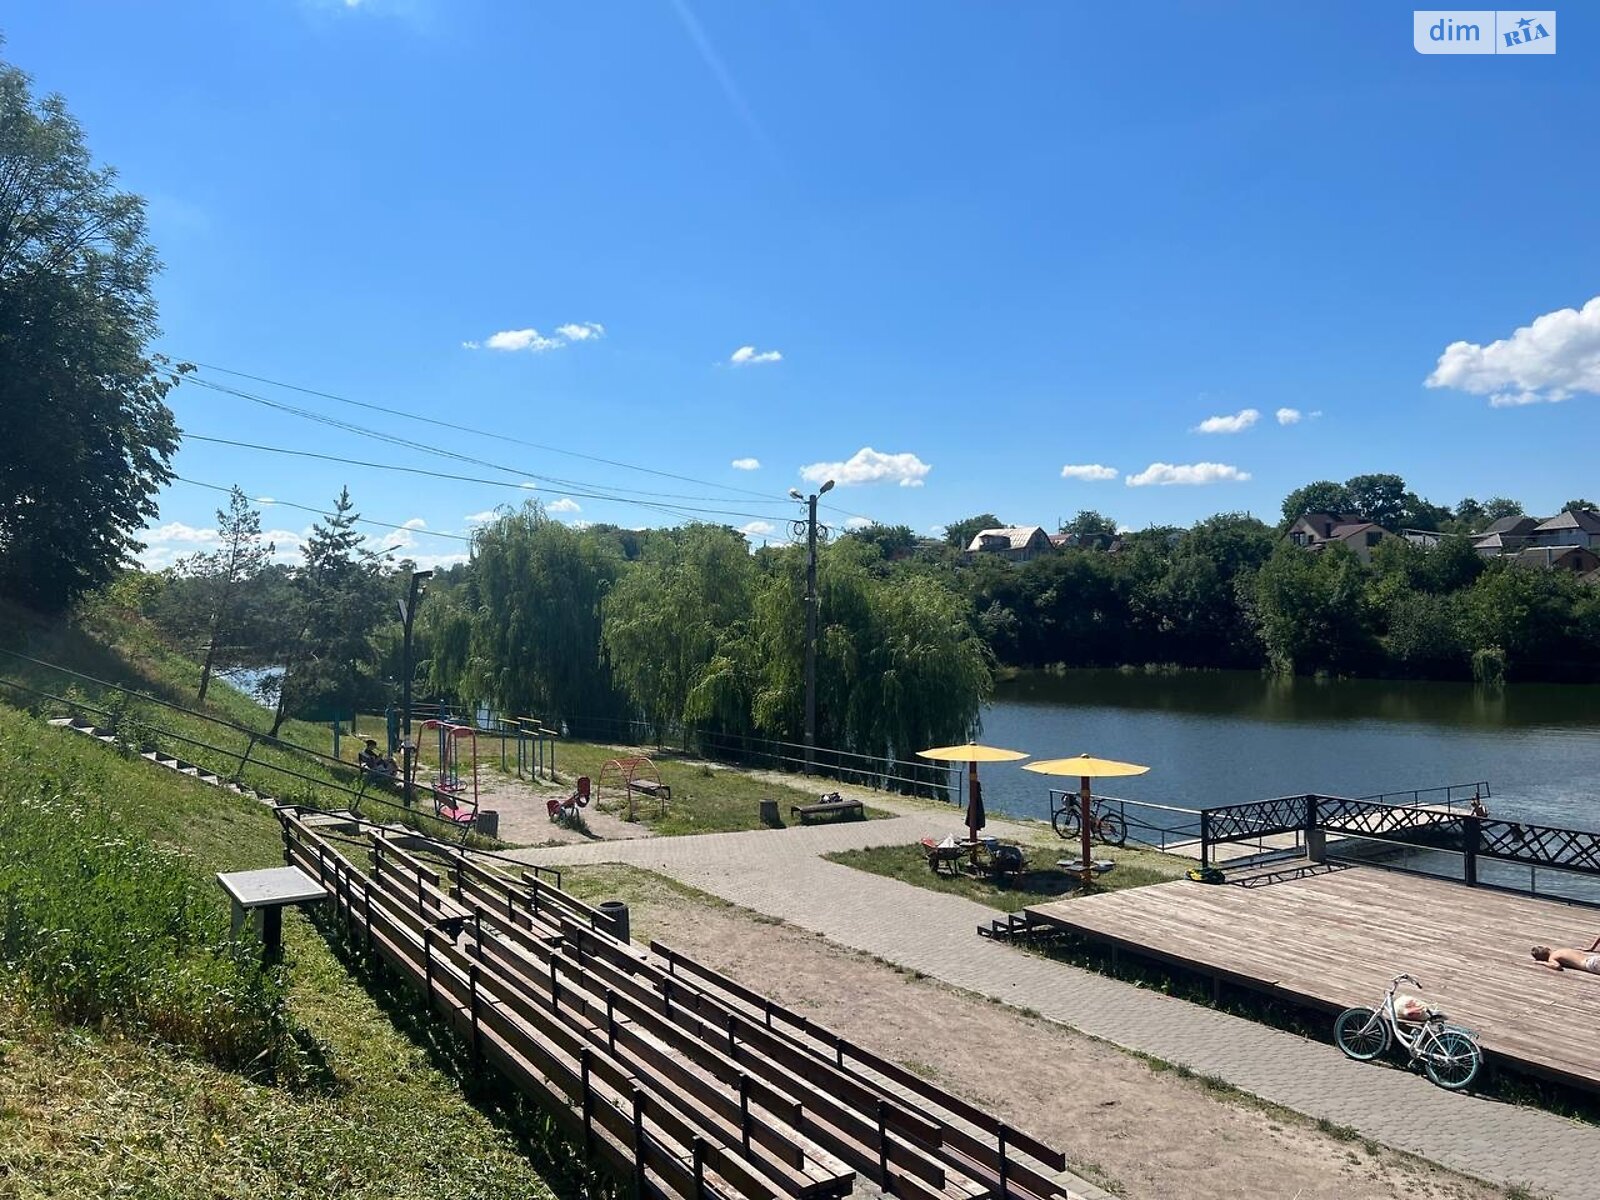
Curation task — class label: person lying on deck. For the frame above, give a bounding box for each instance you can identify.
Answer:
[1530,945,1600,974]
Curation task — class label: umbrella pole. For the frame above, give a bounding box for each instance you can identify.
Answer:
[968,760,980,867]
[1080,775,1093,887]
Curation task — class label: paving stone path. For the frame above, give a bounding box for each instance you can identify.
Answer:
[506,807,1597,1199]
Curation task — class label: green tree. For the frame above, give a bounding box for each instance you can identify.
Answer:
[170,487,275,701]
[1280,481,1353,525]
[944,513,1001,549]
[844,522,916,561]
[1060,510,1117,538]
[1563,498,1597,514]
[1482,496,1523,521]
[1251,543,1375,674]
[0,54,185,610]
[1344,473,1409,529]
[459,502,620,729]
[271,488,387,735]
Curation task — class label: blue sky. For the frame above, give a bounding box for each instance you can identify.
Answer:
[7,3,1599,568]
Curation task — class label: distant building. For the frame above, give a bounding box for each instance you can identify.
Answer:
[1401,529,1444,549]
[1527,509,1600,550]
[965,525,1053,562]
[1285,512,1390,564]
[1051,530,1118,551]
[1472,510,1600,560]
[1512,545,1600,574]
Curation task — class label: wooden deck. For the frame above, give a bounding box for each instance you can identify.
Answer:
[1026,864,1600,1093]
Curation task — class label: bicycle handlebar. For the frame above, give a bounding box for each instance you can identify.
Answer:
[1388,972,1422,990]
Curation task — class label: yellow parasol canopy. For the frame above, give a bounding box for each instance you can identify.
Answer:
[1025,754,1149,778]
[916,743,1029,763]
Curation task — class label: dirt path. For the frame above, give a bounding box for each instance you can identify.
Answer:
[473,769,657,847]
[571,866,1507,1200]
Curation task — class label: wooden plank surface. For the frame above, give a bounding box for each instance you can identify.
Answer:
[1027,866,1600,1091]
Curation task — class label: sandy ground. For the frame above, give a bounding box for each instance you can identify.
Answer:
[579,867,1507,1200]
[473,769,658,847]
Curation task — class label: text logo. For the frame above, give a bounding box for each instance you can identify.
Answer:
[1414,11,1556,54]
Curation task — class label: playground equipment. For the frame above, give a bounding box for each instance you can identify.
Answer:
[418,719,479,829]
[548,775,592,823]
[597,755,671,821]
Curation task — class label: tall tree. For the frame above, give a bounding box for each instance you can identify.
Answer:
[1060,510,1118,538]
[1344,473,1409,529]
[173,487,274,701]
[1563,498,1597,514]
[1280,481,1353,525]
[943,513,1001,549]
[270,488,386,736]
[1482,496,1523,521]
[0,54,185,611]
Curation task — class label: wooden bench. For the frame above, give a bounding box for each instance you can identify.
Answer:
[791,797,864,824]
[630,778,671,803]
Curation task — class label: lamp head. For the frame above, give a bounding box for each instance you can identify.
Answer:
[820,479,836,495]
[788,488,804,501]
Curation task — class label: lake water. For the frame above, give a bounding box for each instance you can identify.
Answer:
[963,669,1600,832]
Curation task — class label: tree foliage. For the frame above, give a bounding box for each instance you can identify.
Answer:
[0,54,185,610]
[167,487,274,701]
[943,513,1001,549]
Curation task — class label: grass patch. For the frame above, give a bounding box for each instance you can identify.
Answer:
[0,704,583,1199]
[823,842,1188,912]
[550,738,890,836]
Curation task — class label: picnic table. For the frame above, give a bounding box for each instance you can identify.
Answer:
[216,866,326,960]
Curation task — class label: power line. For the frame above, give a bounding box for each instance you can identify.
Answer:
[180,359,875,524]
[173,476,476,545]
[180,434,788,525]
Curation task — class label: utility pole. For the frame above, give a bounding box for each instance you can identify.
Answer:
[789,480,834,774]
[398,569,432,806]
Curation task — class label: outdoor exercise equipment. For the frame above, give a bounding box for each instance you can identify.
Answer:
[1025,754,1150,885]
[597,755,670,821]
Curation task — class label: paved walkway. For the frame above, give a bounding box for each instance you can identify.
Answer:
[505,808,1598,1199]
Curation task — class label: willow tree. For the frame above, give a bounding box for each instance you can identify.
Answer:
[465,502,620,729]
[602,523,754,739]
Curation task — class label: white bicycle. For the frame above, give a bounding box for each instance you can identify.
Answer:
[1333,973,1483,1091]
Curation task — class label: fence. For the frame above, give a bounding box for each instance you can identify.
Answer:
[1045,791,1204,854]
[278,809,1071,1200]
[1200,785,1600,907]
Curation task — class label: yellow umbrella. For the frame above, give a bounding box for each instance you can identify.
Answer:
[917,743,1029,857]
[1025,754,1151,885]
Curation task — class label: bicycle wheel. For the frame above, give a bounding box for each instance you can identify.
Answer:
[1333,1008,1390,1061]
[1423,1028,1482,1091]
[1052,804,1080,840]
[1097,813,1127,848]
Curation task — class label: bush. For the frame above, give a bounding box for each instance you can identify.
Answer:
[0,785,288,1073]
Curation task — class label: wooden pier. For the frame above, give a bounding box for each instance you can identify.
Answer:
[1025,864,1600,1094]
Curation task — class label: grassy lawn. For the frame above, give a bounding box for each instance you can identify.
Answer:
[824,841,1191,912]
[0,705,575,1200]
[550,737,889,836]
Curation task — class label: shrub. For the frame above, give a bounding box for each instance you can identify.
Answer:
[0,784,288,1073]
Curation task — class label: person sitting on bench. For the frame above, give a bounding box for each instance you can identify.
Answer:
[357,738,396,776]
[1531,944,1600,974]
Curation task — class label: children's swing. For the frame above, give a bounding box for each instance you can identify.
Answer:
[418,719,480,829]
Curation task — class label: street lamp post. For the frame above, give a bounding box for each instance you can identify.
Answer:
[789,480,834,774]
[398,569,432,807]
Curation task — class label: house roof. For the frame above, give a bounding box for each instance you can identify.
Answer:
[1533,509,1600,535]
[1330,521,1385,542]
[1483,515,1540,537]
[966,525,1047,553]
[1513,545,1596,568]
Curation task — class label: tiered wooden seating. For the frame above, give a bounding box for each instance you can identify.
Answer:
[277,808,1073,1200]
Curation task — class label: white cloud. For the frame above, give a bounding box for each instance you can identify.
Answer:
[149,521,220,544]
[464,510,499,525]
[546,498,582,514]
[401,517,427,530]
[254,496,276,505]
[730,457,761,471]
[800,447,931,489]
[928,524,947,537]
[1275,408,1302,425]
[843,516,873,530]
[1194,408,1260,434]
[1427,295,1600,407]
[730,345,782,366]
[464,322,605,354]
[1125,462,1252,487]
[738,520,776,538]
[1060,464,1118,481]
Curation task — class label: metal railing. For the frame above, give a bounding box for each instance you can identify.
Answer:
[1047,790,1204,853]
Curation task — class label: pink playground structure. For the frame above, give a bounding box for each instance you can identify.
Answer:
[418,719,479,828]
